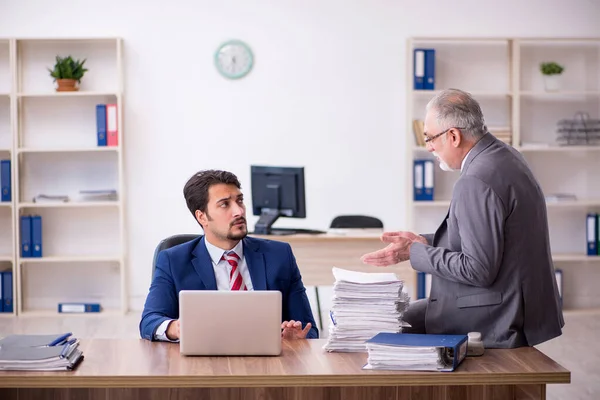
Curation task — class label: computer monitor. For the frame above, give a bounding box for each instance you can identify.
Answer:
[250,165,306,235]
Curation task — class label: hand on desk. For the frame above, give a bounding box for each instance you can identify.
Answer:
[166,320,180,340]
[361,231,428,267]
[281,320,312,339]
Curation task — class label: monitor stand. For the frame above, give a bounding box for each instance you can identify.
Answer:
[253,209,280,235]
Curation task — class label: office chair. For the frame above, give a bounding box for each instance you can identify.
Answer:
[151,234,201,280]
[329,215,383,229]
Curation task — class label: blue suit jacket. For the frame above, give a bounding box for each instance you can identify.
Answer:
[139,236,319,340]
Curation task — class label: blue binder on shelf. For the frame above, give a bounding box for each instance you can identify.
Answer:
[1,270,13,313]
[0,271,3,312]
[413,49,425,90]
[423,159,434,201]
[424,49,436,90]
[417,272,432,300]
[58,303,101,313]
[413,160,425,201]
[20,215,32,258]
[1,159,10,202]
[31,215,42,258]
[96,104,107,146]
[586,213,597,256]
[365,333,468,372]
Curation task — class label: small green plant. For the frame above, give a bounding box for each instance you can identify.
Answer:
[47,55,88,82]
[540,62,564,76]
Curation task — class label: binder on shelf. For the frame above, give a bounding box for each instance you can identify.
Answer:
[96,104,107,146]
[1,270,13,313]
[1,159,10,202]
[106,103,118,146]
[417,271,432,300]
[31,215,42,258]
[424,49,436,90]
[413,160,425,201]
[364,333,468,372]
[413,49,425,90]
[20,215,32,258]
[586,213,597,256]
[555,269,563,306]
[423,159,434,201]
[0,271,3,312]
[58,303,101,313]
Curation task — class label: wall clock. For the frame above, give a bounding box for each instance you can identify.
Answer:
[214,40,254,79]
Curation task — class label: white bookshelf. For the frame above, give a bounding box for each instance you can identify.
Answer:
[0,37,127,316]
[407,37,600,310]
[0,39,16,316]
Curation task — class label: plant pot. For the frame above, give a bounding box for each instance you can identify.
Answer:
[543,75,561,92]
[56,79,79,92]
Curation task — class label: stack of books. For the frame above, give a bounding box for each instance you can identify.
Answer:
[363,332,468,371]
[0,332,84,371]
[323,267,409,352]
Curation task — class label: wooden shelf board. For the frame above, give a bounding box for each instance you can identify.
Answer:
[19,255,121,264]
[19,309,121,317]
[0,255,14,262]
[553,254,600,262]
[414,200,600,208]
[413,90,511,98]
[18,147,119,154]
[518,145,600,152]
[0,203,12,207]
[17,91,120,98]
[18,201,120,209]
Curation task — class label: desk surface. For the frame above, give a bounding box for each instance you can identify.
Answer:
[0,339,570,388]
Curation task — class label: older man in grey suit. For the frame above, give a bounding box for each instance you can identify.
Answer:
[362,88,564,349]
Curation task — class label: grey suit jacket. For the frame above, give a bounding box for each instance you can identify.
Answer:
[410,133,564,348]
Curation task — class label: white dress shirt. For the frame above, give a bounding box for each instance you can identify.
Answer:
[154,238,254,341]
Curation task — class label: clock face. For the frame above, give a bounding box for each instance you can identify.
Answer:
[214,40,254,79]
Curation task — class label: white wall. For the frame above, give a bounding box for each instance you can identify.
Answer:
[1,0,599,310]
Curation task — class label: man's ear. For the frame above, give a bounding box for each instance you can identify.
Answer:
[195,210,206,226]
[451,128,462,148]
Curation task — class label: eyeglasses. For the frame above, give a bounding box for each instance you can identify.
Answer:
[424,127,466,144]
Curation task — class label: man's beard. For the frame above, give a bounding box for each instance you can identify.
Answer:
[227,218,248,240]
[432,151,453,172]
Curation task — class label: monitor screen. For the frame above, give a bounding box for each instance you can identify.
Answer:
[250,165,305,234]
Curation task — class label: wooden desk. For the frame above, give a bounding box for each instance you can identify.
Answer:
[0,338,570,400]
[253,233,415,289]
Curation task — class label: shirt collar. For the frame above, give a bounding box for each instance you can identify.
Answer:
[461,147,474,171]
[204,238,244,265]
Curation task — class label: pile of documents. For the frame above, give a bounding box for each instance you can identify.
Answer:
[363,332,468,372]
[0,332,84,371]
[323,267,410,352]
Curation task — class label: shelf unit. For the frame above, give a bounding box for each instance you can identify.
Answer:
[0,37,126,316]
[407,37,600,310]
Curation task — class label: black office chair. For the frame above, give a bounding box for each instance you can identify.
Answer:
[151,234,201,280]
[329,215,383,229]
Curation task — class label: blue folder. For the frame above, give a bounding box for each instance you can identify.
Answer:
[365,332,468,371]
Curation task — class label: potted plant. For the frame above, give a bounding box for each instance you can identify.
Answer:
[47,55,88,92]
[540,62,564,92]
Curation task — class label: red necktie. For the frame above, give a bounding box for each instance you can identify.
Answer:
[222,251,246,291]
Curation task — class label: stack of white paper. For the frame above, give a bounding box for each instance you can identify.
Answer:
[323,267,410,352]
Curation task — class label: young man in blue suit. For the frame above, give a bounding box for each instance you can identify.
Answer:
[140,169,318,341]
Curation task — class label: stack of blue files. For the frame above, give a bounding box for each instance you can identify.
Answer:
[0,332,84,371]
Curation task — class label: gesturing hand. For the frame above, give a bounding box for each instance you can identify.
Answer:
[281,320,312,339]
[360,231,428,267]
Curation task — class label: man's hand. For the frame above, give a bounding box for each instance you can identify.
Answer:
[360,231,428,267]
[166,320,180,340]
[281,320,312,339]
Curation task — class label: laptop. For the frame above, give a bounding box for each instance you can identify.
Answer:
[179,290,282,356]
